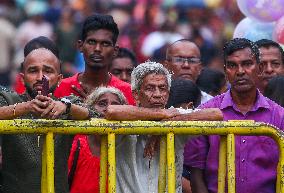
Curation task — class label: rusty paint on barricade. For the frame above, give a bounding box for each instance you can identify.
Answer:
[218,136,227,193]
[0,119,284,193]
[276,134,284,193]
[100,135,108,193]
[0,119,272,135]
[158,136,167,193]
[41,136,47,193]
[227,134,236,193]
[108,133,116,193]
[46,132,54,193]
[167,133,175,193]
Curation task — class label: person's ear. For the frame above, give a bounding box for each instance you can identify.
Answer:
[132,90,140,105]
[77,40,83,52]
[19,72,25,85]
[57,74,63,86]
[197,65,203,76]
[164,59,170,71]
[113,45,119,58]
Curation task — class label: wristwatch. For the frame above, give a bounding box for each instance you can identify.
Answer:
[60,98,72,115]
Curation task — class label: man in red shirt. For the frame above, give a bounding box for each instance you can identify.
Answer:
[54,14,135,105]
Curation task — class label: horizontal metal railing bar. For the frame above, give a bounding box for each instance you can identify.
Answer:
[0,119,282,139]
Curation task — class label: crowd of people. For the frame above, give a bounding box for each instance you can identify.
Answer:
[0,0,242,87]
[0,1,284,193]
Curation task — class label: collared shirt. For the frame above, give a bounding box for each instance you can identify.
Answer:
[200,90,213,104]
[116,135,188,193]
[115,109,195,193]
[184,90,284,193]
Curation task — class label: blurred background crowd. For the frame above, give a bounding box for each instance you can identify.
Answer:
[0,0,283,89]
[0,0,243,87]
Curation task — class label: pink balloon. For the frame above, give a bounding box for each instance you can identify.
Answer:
[233,17,274,41]
[237,0,284,22]
[274,16,284,44]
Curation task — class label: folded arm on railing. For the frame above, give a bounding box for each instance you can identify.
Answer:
[105,105,223,122]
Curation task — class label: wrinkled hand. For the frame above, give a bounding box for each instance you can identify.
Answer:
[71,84,88,99]
[166,108,180,119]
[143,136,160,159]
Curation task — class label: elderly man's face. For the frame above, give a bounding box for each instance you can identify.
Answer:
[165,41,202,82]
[259,46,284,89]
[225,47,259,94]
[21,49,63,98]
[133,73,169,109]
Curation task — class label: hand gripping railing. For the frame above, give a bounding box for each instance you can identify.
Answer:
[1,119,284,193]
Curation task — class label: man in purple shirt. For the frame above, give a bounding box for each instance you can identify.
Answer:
[184,38,284,193]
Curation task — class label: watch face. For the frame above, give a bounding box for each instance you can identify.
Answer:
[61,98,71,103]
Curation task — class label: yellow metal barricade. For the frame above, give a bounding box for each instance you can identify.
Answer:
[0,119,284,193]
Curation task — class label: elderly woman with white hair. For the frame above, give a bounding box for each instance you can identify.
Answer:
[105,61,223,193]
[68,87,127,193]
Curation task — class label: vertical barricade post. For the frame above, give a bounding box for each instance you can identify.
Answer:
[227,134,236,193]
[158,135,167,193]
[100,135,108,193]
[218,136,227,193]
[108,133,116,193]
[167,132,175,193]
[46,132,55,193]
[41,135,47,193]
[276,134,284,193]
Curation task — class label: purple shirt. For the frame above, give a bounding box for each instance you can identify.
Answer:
[184,90,284,193]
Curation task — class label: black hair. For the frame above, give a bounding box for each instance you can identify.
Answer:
[196,68,226,96]
[255,39,284,64]
[21,36,61,72]
[166,78,201,108]
[223,38,260,65]
[24,36,59,58]
[112,48,138,67]
[81,14,119,44]
[264,75,284,107]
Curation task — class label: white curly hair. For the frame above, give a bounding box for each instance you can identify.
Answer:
[85,87,128,106]
[131,61,172,92]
